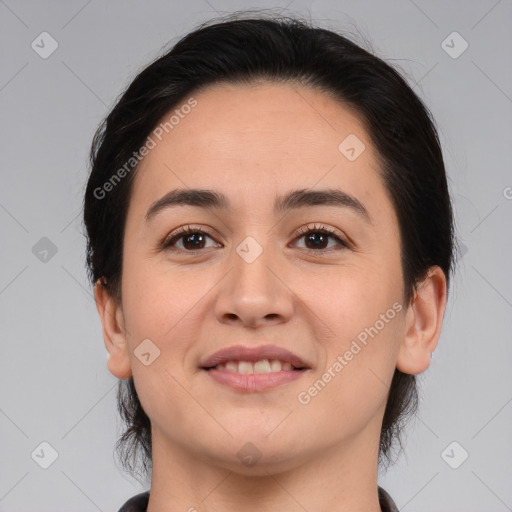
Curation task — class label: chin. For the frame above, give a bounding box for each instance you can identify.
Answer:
[211,444,309,477]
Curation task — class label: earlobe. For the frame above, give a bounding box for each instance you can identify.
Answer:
[396,266,447,375]
[94,278,133,380]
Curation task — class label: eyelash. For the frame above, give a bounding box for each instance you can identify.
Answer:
[161,223,349,254]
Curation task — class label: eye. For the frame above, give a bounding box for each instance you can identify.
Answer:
[161,223,349,254]
[161,225,219,253]
[292,223,349,252]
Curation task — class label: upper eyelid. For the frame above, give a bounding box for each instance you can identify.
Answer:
[163,223,349,249]
[165,223,345,240]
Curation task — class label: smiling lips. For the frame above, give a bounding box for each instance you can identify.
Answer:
[200,344,310,370]
[212,359,296,373]
[200,344,311,392]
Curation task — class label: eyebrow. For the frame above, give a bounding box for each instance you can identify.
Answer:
[145,187,372,224]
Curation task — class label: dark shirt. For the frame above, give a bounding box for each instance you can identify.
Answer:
[118,486,399,511]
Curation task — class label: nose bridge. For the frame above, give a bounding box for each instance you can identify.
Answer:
[233,233,276,289]
[232,230,280,295]
[214,229,294,326]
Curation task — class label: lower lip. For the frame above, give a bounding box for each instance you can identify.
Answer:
[203,368,308,392]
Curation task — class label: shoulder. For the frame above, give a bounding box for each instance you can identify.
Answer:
[378,486,399,512]
[117,491,150,512]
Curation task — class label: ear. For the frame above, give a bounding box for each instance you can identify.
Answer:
[94,278,133,380]
[396,266,447,375]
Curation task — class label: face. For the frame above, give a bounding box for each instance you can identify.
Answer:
[109,82,410,473]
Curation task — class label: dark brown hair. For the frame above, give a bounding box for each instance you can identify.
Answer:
[83,13,457,483]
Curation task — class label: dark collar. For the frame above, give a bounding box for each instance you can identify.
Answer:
[118,486,398,512]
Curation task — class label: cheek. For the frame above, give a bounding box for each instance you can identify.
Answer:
[307,259,403,395]
[122,245,184,320]
[314,260,401,334]
[299,304,402,439]
[121,253,212,366]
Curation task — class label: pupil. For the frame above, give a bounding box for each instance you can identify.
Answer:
[185,233,204,249]
[182,232,328,250]
[307,232,327,249]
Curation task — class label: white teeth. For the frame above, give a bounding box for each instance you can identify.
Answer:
[270,359,282,372]
[213,359,296,373]
[238,361,253,375]
[254,360,271,373]
[225,361,238,373]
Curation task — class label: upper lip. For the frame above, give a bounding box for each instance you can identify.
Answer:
[200,344,310,369]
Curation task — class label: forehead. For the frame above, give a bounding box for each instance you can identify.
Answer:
[129,82,389,222]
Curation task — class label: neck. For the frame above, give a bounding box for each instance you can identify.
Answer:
[146,426,383,512]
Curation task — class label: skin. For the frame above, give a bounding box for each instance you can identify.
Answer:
[95,82,447,512]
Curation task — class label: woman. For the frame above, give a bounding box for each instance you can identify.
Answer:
[83,14,456,512]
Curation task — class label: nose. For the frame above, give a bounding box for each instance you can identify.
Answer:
[214,237,294,329]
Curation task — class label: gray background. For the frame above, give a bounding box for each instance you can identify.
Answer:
[1,0,511,511]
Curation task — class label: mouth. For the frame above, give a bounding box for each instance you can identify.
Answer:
[199,345,311,392]
[202,359,307,373]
